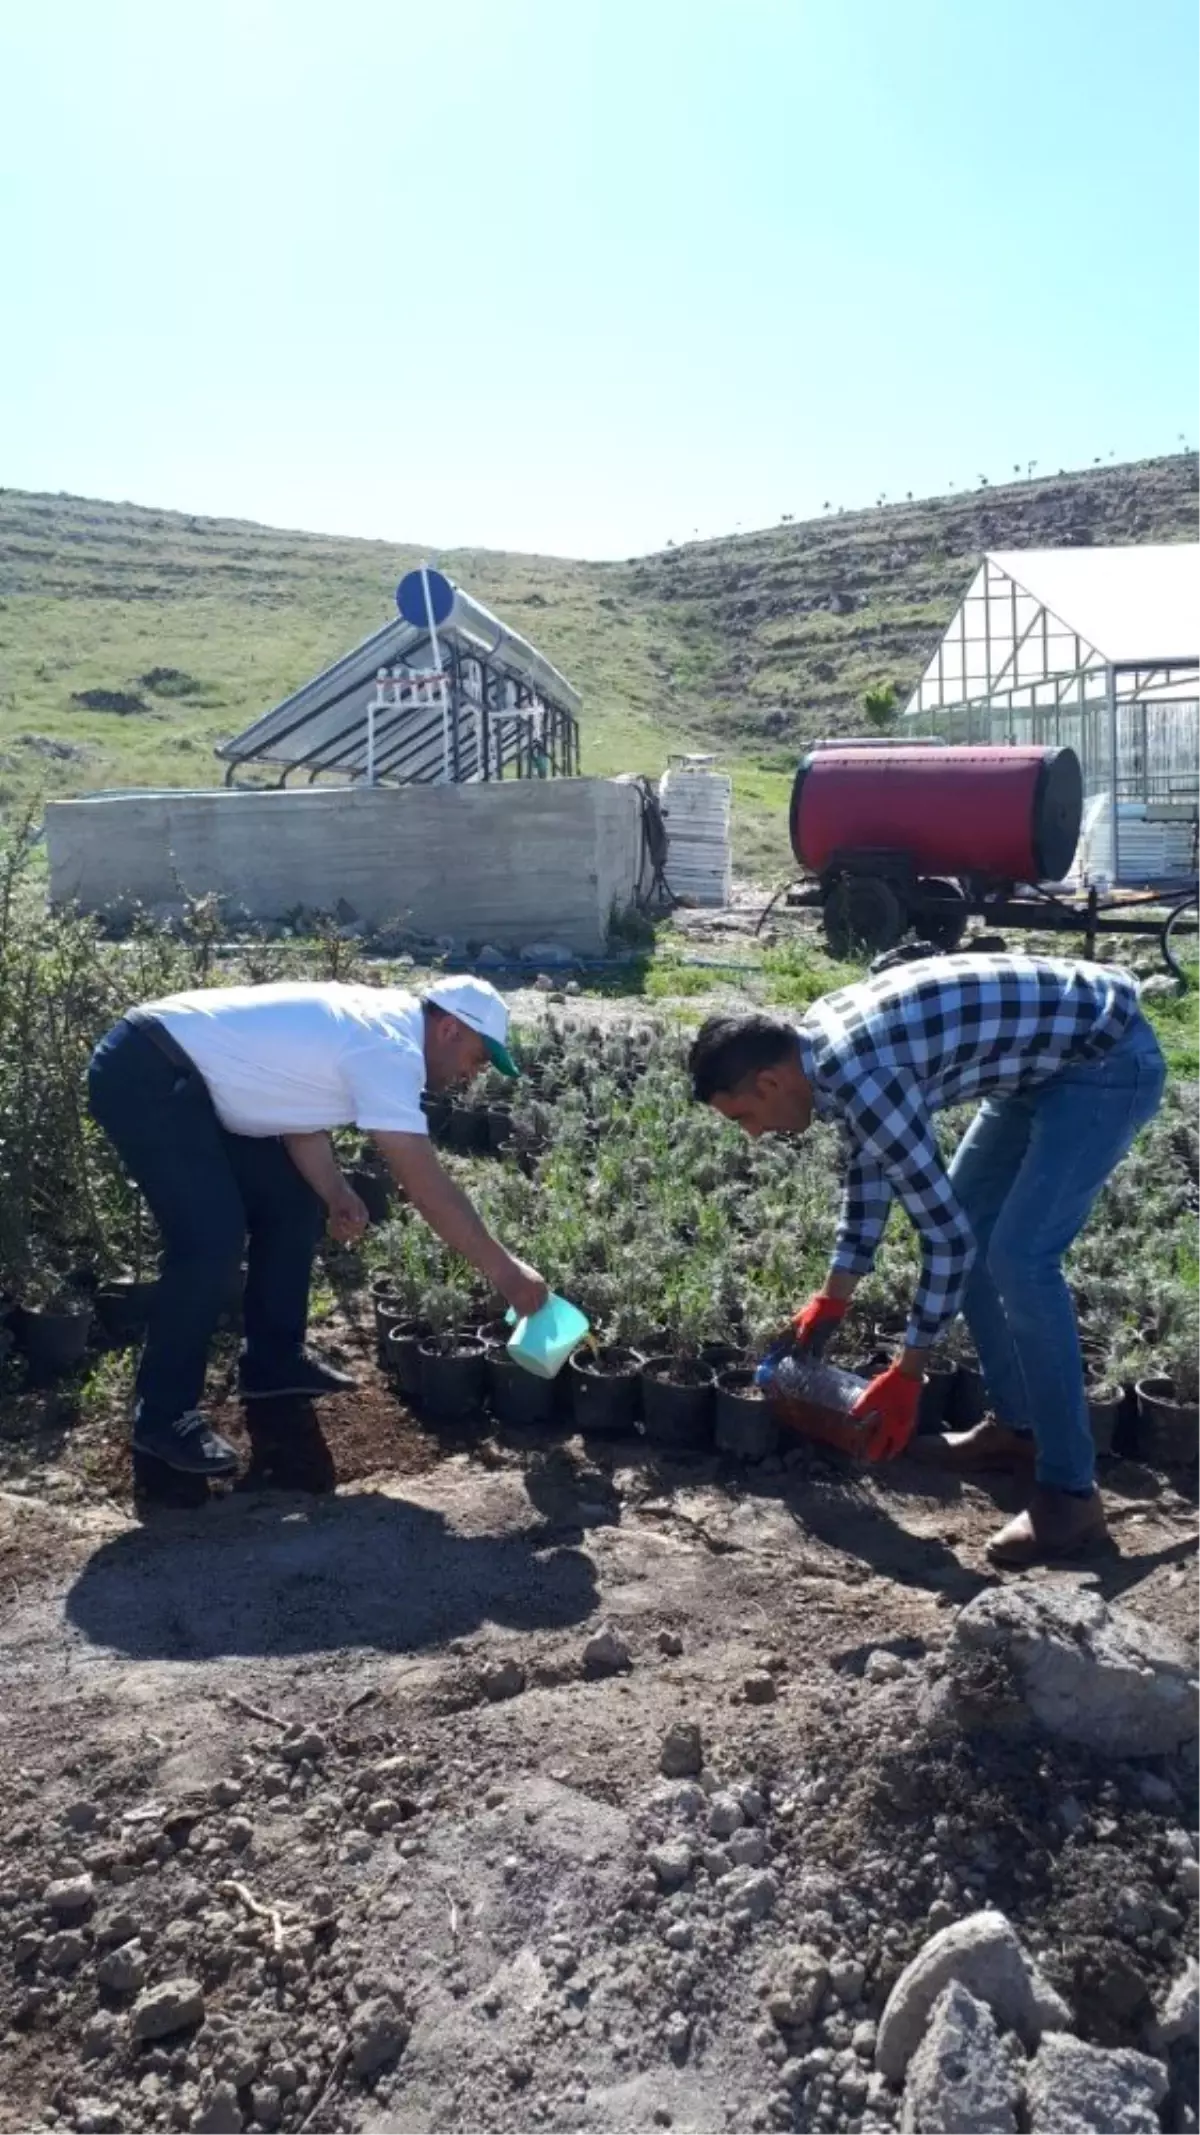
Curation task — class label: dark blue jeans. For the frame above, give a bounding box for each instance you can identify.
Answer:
[88,1019,325,1430]
[947,1012,1166,1493]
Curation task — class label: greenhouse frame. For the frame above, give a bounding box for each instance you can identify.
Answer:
[904,544,1198,886]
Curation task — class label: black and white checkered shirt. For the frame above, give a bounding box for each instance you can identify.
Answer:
[795,954,1140,1345]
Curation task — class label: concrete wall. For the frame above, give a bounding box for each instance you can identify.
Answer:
[45,780,643,955]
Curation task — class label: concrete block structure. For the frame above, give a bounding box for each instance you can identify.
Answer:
[45,779,643,955]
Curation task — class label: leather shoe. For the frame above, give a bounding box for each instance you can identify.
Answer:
[908,1420,1036,1474]
[986,1484,1110,1568]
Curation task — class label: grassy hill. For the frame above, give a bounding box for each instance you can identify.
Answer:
[0,454,1195,877]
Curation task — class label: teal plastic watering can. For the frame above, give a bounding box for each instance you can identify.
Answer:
[505,1294,591,1379]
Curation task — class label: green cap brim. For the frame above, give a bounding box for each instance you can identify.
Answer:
[484,1036,519,1079]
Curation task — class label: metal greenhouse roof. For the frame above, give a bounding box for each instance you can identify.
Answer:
[906,544,1199,719]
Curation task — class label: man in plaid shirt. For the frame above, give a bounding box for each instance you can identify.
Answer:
[689,952,1166,1567]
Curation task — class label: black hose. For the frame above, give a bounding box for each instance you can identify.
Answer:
[632,776,677,912]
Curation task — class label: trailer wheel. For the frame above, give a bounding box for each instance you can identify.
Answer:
[916,879,969,952]
[823,875,905,959]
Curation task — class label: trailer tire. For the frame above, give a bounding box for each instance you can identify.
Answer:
[916,878,969,952]
[823,875,905,959]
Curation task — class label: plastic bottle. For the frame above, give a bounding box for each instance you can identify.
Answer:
[505,1294,591,1380]
[757,1349,873,1455]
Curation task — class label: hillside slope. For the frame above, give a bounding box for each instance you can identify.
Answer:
[0,455,1194,874]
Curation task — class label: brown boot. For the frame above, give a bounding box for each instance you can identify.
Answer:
[908,1420,1037,1474]
[986,1484,1110,1568]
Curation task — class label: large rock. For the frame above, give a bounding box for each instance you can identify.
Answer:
[130,1976,205,2041]
[945,1585,1198,1754]
[877,1912,1065,2082]
[348,1994,410,2079]
[1151,1956,1199,2050]
[1025,2033,1167,2133]
[900,1983,1021,2133]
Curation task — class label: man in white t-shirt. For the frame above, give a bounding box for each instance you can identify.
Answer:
[88,976,548,1489]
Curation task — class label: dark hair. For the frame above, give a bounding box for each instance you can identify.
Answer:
[687,1014,797,1101]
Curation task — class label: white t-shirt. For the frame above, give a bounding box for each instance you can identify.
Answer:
[145,982,430,1138]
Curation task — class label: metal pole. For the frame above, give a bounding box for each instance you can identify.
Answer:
[1106,664,1119,884]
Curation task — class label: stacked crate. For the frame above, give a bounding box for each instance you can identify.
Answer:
[659,756,733,907]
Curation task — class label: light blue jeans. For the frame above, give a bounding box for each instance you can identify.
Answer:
[947,1014,1166,1493]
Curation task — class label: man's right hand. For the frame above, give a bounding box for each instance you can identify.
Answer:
[499,1256,550,1321]
[327,1182,370,1244]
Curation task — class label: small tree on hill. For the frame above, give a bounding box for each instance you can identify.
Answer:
[863,682,899,732]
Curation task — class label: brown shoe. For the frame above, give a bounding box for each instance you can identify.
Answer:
[908,1420,1037,1474]
[986,1484,1110,1568]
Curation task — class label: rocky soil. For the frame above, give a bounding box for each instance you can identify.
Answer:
[0,1376,1197,2134]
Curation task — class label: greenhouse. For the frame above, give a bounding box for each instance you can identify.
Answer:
[904,544,1198,886]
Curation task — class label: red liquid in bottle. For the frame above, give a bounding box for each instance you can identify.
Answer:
[762,1351,874,1456]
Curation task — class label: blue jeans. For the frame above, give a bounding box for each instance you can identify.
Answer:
[88,1019,325,1430]
[947,1013,1166,1493]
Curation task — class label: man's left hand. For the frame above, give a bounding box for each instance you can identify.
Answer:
[852,1362,922,1461]
[327,1183,370,1243]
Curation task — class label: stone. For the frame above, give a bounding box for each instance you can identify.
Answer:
[831,1958,867,2004]
[476,946,506,968]
[1025,2032,1167,2132]
[482,1659,526,1702]
[1178,1855,1200,1899]
[724,1867,777,1921]
[131,1977,206,2041]
[42,1929,88,1973]
[250,2083,282,2131]
[945,1586,1198,1755]
[363,1799,401,1834]
[64,1800,100,1831]
[708,1792,745,1839]
[769,1946,829,2029]
[97,1939,147,1994]
[521,941,575,967]
[209,1779,243,1808]
[899,1982,1021,2133]
[81,2011,119,2060]
[348,1993,410,2079]
[649,1841,693,1890]
[744,1671,777,1705]
[582,1625,632,1678]
[877,1912,1057,2082]
[1152,1957,1199,2048]
[728,1829,768,1867]
[44,1873,94,1919]
[191,2080,243,2133]
[665,2011,691,2062]
[279,1725,327,1765]
[660,1723,704,1779]
[658,1631,684,1657]
[865,1649,906,1683]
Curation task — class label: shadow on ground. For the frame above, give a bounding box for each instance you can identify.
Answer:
[65,1489,597,1662]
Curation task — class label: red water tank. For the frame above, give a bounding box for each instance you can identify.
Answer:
[790,744,1082,885]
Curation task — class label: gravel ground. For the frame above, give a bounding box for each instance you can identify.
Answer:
[0,1345,1196,2134]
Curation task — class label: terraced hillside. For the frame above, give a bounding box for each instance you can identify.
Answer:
[0,454,1195,874]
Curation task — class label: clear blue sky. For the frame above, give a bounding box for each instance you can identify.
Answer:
[2,0,1196,559]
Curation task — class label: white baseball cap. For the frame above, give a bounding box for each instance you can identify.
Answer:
[424,975,518,1078]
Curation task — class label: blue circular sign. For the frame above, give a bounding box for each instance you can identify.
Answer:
[397,567,455,628]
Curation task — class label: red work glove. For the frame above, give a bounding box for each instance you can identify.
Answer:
[791,1292,848,1352]
[852,1362,921,1462]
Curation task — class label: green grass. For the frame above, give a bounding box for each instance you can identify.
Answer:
[1,454,1195,878]
[1143,977,1200,1080]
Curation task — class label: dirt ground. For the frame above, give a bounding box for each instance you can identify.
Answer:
[0,1310,1196,2135]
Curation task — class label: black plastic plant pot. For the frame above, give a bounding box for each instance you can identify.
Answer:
[488,1351,558,1428]
[373,1291,407,1363]
[487,1105,515,1154]
[1136,1377,1199,1468]
[446,1104,487,1155]
[917,1353,957,1436]
[714,1369,779,1462]
[418,1334,488,1417]
[1086,1385,1123,1458]
[94,1278,159,1349]
[946,1364,986,1432]
[476,1317,511,1350]
[640,1357,716,1451]
[347,1167,392,1225]
[569,1347,643,1436]
[386,1318,432,1399]
[20,1303,93,1384]
[423,1093,451,1142]
[698,1342,746,1376]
